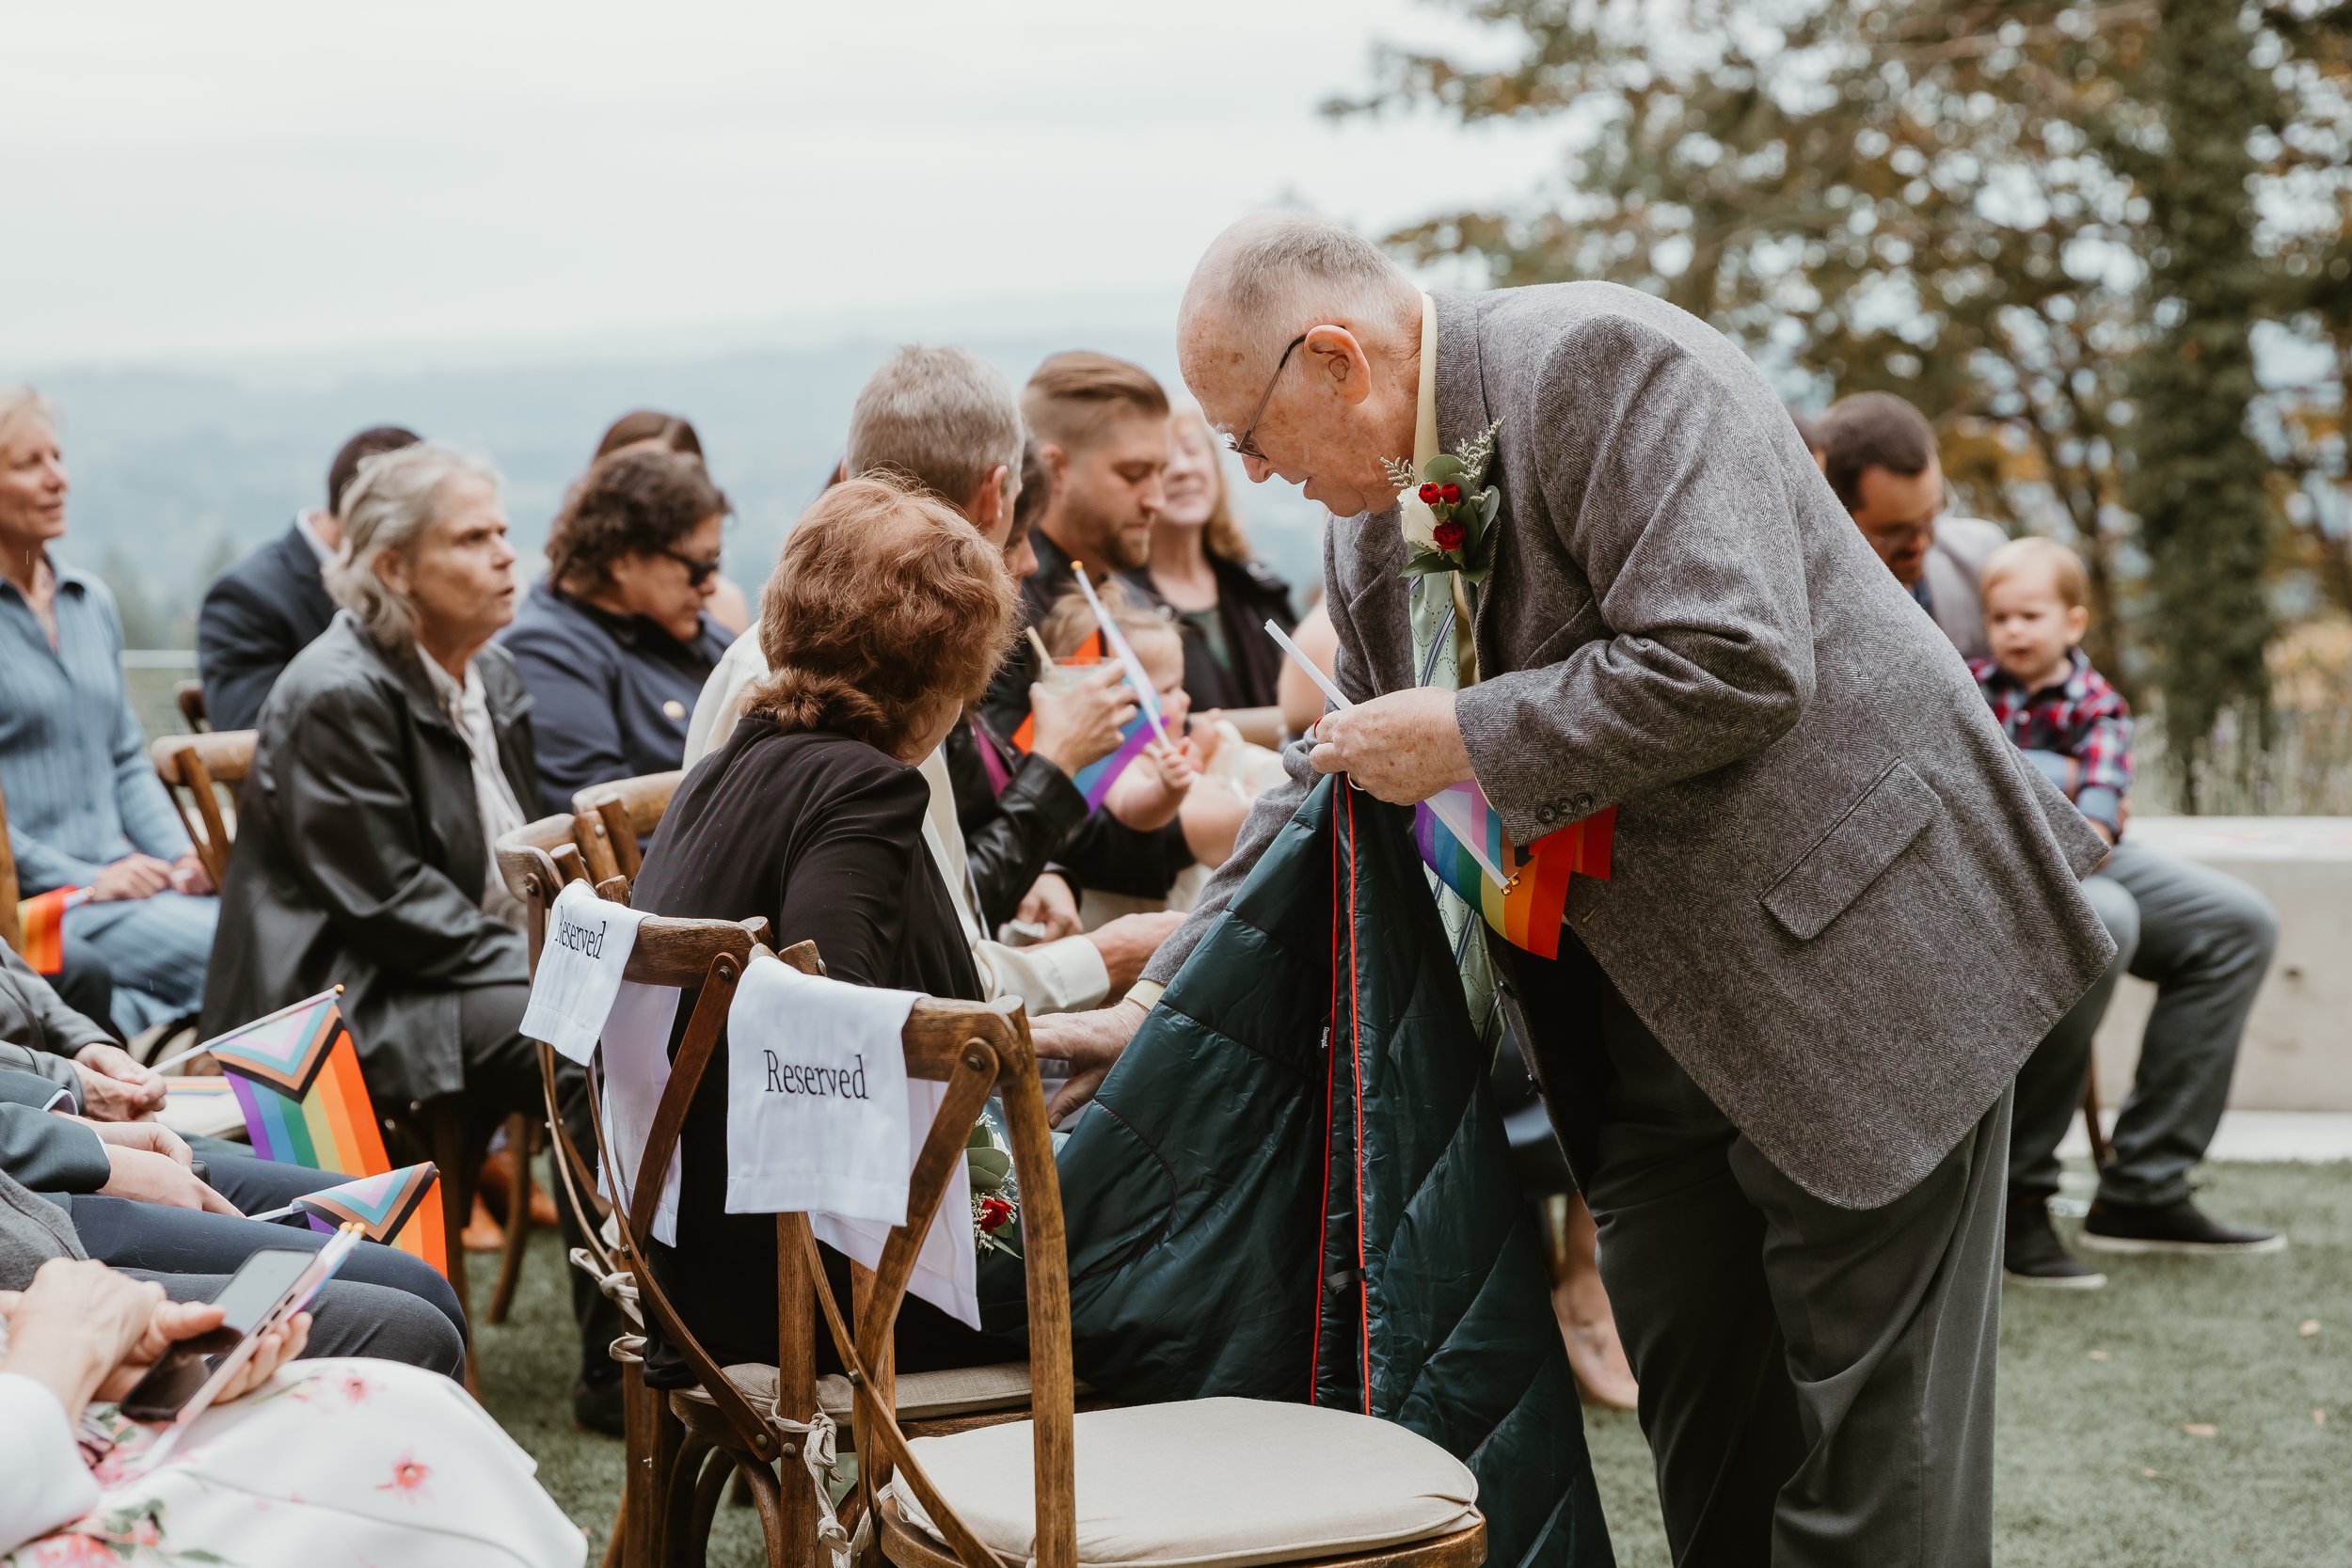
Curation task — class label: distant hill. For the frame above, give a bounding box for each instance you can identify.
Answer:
[32,332,1328,648]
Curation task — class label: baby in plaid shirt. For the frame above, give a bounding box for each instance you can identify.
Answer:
[1968,537,2132,843]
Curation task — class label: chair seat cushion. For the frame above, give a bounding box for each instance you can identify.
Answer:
[889,1397,1480,1568]
[676,1362,1039,1422]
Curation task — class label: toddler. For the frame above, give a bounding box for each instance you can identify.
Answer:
[1038,582,1203,832]
[1970,536,2132,843]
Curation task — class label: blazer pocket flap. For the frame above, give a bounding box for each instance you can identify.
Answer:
[1763,760,1940,941]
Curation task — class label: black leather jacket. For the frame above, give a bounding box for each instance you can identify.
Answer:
[199,613,538,1109]
[943,717,1089,929]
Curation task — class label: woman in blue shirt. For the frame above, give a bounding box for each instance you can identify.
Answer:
[499,446,735,816]
[0,389,216,1037]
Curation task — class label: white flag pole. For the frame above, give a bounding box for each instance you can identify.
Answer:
[1071,562,1173,750]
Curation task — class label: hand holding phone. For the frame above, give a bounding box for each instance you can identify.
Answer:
[118,1228,354,1424]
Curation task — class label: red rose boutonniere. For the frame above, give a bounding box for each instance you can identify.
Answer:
[1385,418,1503,586]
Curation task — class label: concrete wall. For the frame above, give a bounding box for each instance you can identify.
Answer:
[2092,817,2352,1112]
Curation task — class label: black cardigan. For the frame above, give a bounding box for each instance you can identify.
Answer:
[630,721,1002,1378]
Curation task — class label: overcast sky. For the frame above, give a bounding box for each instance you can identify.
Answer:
[5,2,1563,369]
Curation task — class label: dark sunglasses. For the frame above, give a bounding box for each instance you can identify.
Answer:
[661,546,723,587]
[1226,334,1308,462]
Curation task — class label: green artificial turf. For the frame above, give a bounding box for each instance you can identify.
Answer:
[471,1161,2348,1568]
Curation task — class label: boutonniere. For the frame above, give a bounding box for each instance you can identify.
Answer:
[1384,417,1504,585]
[967,1120,1021,1259]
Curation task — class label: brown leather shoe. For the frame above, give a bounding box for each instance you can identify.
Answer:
[460,1193,505,1252]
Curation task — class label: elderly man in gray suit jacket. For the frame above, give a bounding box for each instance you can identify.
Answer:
[1035,213,2116,1567]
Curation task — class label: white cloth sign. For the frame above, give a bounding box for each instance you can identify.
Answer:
[724,954,978,1329]
[596,980,686,1246]
[521,880,650,1064]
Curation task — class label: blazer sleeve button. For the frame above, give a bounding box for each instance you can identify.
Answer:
[1571,793,1595,816]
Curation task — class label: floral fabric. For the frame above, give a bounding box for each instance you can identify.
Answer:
[7,1360,583,1568]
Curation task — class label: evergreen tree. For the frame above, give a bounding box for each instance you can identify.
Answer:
[2120,0,2280,801]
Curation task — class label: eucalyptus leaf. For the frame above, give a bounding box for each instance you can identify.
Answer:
[1480,488,1502,525]
[966,1148,1012,1190]
[1399,556,1455,579]
[1423,453,1467,482]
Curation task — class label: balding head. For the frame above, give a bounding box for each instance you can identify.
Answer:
[1177,212,1423,516]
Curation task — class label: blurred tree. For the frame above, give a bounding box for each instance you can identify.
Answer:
[1333,0,2350,799]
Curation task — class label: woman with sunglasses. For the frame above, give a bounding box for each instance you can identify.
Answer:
[499,447,736,816]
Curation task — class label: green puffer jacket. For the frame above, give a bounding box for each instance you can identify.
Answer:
[982,777,1613,1568]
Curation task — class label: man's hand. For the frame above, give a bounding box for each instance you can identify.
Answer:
[98,1145,239,1215]
[1030,666,1137,778]
[1083,911,1184,996]
[82,1117,193,1164]
[1032,996,1149,1127]
[1307,687,1474,805]
[90,855,174,903]
[1014,873,1084,942]
[73,1043,166,1120]
[167,851,214,897]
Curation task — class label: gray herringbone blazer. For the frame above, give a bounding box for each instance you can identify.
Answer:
[1144,283,2114,1210]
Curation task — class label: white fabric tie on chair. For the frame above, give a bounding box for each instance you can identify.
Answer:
[724,953,979,1328]
[521,879,653,1064]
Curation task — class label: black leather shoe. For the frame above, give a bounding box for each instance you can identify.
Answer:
[2079,1196,2285,1255]
[572,1374,626,1436]
[2004,1197,2106,1290]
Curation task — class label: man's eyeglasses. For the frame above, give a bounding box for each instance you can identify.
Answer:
[1226,334,1308,463]
[662,546,723,588]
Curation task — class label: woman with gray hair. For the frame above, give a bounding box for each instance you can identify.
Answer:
[199,444,619,1427]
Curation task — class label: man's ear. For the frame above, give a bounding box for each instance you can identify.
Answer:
[965,464,1011,545]
[1039,442,1071,487]
[1302,325,1372,407]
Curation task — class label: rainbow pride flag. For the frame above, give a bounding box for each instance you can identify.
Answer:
[13,887,89,975]
[298,1163,446,1275]
[1413,784,1614,960]
[206,992,445,1275]
[1010,631,1162,811]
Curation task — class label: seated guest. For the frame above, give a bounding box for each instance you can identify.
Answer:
[0,1250,583,1565]
[634,476,1020,1378]
[499,448,734,816]
[1812,391,2006,659]
[687,350,1172,1017]
[1123,405,1295,746]
[593,408,750,638]
[0,388,217,1039]
[197,424,422,732]
[198,444,614,1413]
[1821,393,2282,1277]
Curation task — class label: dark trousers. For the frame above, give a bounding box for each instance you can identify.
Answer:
[2010,843,2278,1209]
[429,980,614,1385]
[1505,937,2008,1568]
[66,1147,466,1377]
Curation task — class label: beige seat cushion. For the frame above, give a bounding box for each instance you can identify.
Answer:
[677,1362,1040,1422]
[889,1397,1479,1568]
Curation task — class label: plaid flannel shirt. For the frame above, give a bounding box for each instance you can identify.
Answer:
[1969,647,2133,833]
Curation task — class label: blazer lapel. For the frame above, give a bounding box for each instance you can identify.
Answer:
[1431,293,1509,678]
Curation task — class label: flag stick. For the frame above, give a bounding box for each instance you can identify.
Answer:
[1264,619,1354,713]
[1071,562,1173,750]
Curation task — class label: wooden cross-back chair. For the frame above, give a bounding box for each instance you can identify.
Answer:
[572,770,683,885]
[173,679,210,733]
[581,932,1069,1568]
[0,774,21,954]
[149,730,257,891]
